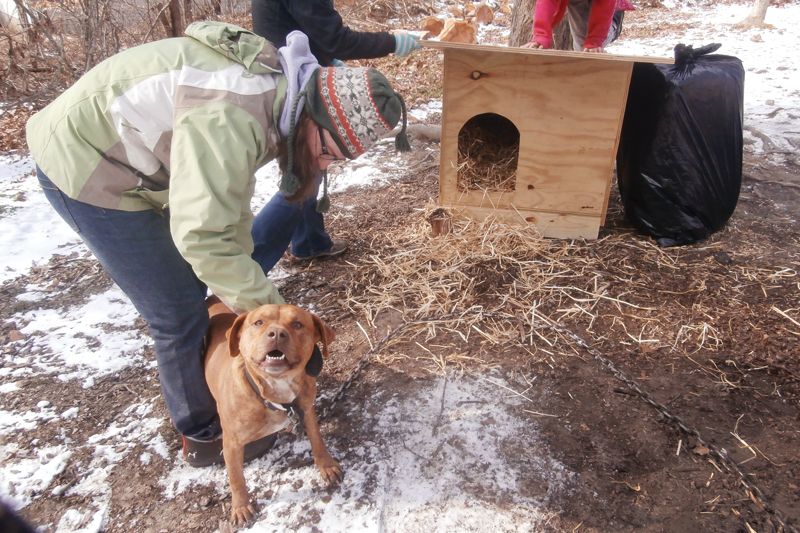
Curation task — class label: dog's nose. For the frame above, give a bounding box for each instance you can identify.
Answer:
[266,324,288,340]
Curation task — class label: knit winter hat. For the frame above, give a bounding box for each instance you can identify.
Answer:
[306,67,411,158]
[281,66,410,212]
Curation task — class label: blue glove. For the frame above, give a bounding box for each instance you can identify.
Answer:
[331,58,346,67]
[393,31,421,57]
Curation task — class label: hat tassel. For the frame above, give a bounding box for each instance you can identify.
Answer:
[394,93,412,153]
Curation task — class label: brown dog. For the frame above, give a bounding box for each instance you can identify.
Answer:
[204,296,342,526]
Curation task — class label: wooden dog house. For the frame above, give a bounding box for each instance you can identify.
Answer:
[424,41,671,239]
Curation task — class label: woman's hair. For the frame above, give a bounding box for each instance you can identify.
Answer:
[277,111,319,203]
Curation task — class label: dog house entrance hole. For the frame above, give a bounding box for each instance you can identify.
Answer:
[457,112,519,192]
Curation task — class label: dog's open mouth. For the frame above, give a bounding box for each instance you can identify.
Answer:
[262,350,289,371]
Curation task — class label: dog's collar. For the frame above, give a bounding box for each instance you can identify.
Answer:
[242,366,303,418]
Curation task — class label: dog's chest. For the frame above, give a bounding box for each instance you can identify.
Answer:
[264,379,297,404]
[259,410,293,435]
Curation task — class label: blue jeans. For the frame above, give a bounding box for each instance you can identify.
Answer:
[251,186,332,273]
[37,168,219,440]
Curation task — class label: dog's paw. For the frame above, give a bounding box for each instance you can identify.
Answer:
[230,501,259,527]
[316,458,343,485]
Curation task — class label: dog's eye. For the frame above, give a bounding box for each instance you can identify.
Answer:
[253,319,264,326]
[291,320,303,329]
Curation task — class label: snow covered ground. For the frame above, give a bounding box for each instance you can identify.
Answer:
[1,2,799,531]
[612,1,800,163]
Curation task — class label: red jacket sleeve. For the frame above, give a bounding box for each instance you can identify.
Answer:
[584,0,616,49]
[532,0,569,48]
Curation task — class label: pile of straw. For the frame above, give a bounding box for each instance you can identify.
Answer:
[342,206,576,367]
[335,201,799,374]
[456,122,519,192]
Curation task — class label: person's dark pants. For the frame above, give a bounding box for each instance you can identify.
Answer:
[251,180,332,272]
[37,168,219,440]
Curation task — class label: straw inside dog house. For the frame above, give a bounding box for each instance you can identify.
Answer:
[425,41,671,239]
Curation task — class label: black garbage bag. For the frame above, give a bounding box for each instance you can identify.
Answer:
[616,43,745,246]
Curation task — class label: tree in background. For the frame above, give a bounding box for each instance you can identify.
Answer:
[737,0,771,28]
[158,0,195,38]
[0,0,246,107]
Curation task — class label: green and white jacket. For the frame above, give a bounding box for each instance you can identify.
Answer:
[27,22,293,311]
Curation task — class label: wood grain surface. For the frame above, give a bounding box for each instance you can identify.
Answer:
[433,43,661,238]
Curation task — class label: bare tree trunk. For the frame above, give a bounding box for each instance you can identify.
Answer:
[553,19,572,49]
[82,0,100,69]
[156,0,187,37]
[737,0,770,27]
[508,0,572,49]
[183,0,193,24]
[508,0,534,46]
[168,0,184,37]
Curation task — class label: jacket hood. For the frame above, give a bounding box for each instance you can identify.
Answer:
[184,21,281,75]
[277,31,319,138]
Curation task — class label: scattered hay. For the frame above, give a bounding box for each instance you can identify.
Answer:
[344,203,574,364]
[334,190,798,377]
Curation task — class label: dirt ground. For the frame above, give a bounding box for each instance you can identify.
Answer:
[2,131,799,531]
[283,151,800,533]
[1,1,799,531]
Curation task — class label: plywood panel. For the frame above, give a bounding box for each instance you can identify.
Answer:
[422,40,673,65]
[431,41,664,239]
[444,204,601,239]
[439,48,632,218]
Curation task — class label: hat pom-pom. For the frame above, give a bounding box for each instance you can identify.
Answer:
[395,130,411,152]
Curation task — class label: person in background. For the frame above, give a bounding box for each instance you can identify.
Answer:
[249,0,421,271]
[26,22,410,467]
[523,0,618,53]
[607,0,635,46]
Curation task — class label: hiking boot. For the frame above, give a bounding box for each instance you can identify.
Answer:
[182,433,278,468]
[243,433,278,462]
[292,239,348,261]
[182,434,223,467]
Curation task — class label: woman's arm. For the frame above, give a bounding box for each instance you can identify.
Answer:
[584,0,616,50]
[280,0,396,63]
[169,102,285,312]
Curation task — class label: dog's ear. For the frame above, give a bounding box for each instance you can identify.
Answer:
[311,313,336,360]
[305,345,323,377]
[306,314,334,377]
[226,312,248,358]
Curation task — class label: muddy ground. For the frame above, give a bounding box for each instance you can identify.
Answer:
[2,127,799,532]
[1,1,799,529]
